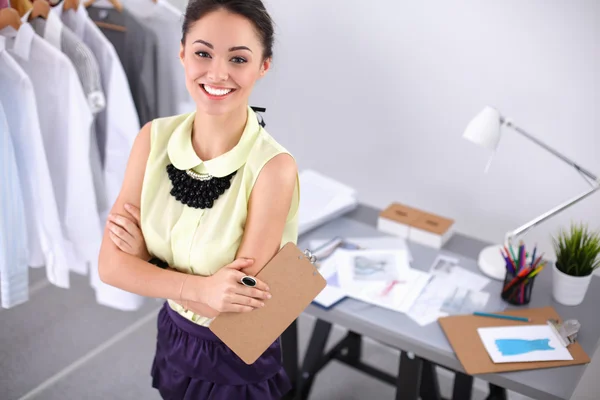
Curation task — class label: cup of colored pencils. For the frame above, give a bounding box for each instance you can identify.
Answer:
[500,242,546,306]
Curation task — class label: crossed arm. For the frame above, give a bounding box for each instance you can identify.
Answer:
[100,121,298,316]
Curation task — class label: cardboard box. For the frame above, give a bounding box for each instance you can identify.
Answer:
[409,211,455,249]
[378,203,454,249]
[377,203,422,238]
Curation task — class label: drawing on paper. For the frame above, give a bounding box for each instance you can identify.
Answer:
[477,325,573,363]
[495,338,554,356]
[352,254,398,281]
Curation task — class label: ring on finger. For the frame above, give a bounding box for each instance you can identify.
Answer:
[240,275,257,287]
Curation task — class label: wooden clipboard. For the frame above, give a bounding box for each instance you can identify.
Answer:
[438,306,590,375]
[209,242,326,364]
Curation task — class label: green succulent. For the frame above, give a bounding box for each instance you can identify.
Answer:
[552,222,600,277]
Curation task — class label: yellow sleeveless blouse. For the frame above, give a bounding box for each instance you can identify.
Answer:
[140,107,299,326]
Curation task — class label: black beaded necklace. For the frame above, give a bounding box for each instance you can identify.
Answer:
[166,163,236,209]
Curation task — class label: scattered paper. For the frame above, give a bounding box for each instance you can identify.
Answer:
[407,255,497,326]
[429,254,491,292]
[439,287,490,314]
[310,236,413,263]
[478,325,573,363]
[335,249,429,314]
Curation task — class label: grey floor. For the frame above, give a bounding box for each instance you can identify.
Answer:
[1,267,528,400]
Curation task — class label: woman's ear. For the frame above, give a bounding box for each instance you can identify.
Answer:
[260,57,272,77]
[179,42,185,66]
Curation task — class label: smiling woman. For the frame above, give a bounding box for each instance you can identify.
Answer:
[97,0,299,399]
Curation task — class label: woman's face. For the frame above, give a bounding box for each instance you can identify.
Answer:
[180,9,270,116]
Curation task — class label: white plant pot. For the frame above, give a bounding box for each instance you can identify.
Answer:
[552,263,593,306]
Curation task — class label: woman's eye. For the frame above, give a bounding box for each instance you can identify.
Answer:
[231,57,247,64]
[195,51,211,58]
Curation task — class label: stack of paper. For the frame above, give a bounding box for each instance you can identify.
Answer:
[298,170,358,235]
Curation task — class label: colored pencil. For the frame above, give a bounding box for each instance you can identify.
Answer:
[530,245,537,268]
[473,312,530,322]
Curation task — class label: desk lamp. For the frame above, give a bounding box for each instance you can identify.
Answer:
[463,106,600,280]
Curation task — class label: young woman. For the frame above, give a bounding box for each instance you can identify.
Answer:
[98,0,299,398]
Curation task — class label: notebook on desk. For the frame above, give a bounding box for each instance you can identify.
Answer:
[209,243,327,364]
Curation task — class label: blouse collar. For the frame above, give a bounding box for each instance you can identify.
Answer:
[167,106,261,177]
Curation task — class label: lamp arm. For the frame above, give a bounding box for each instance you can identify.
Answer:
[504,120,598,183]
[506,183,600,243]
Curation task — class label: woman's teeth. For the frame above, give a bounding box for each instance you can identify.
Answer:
[202,84,232,96]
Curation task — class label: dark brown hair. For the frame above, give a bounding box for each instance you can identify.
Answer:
[182,0,275,60]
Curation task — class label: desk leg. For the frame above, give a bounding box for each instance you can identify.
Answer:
[281,319,299,400]
[485,383,507,400]
[452,372,473,400]
[396,352,423,400]
[296,319,332,400]
[345,331,362,364]
[420,360,443,400]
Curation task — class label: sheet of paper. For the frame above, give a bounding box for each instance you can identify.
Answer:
[313,285,346,308]
[439,287,490,314]
[334,249,429,314]
[429,254,491,292]
[407,269,497,327]
[477,325,573,363]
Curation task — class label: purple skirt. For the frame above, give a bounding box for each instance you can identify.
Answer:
[151,302,291,400]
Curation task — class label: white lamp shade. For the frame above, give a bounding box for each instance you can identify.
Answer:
[463,106,502,151]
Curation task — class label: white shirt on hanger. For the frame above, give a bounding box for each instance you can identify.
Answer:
[1,23,102,278]
[0,98,29,308]
[0,34,70,289]
[53,3,145,311]
[124,0,194,116]
[53,3,141,219]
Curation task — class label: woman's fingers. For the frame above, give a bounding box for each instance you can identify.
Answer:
[108,214,140,240]
[124,203,141,226]
[227,293,265,310]
[109,230,131,252]
[234,284,271,300]
[107,221,134,243]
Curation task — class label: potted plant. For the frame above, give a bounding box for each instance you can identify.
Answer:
[551,222,600,306]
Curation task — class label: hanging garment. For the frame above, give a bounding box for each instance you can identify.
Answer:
[47,2,145,311]
[54,3,140,221]
[2,23,102,279]
[86,5,159,126]
[27,10,110,252]
[124,0,193,117]
[0,101,29,309]
[0,34,70,288]
[27,10,106,114]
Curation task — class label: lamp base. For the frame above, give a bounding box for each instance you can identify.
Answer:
[477,245,507,280]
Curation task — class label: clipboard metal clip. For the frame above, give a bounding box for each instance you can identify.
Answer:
[300,249,318,265]
[547,318,581,347]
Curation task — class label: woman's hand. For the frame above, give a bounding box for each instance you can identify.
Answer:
[186,258,271,313]
[107,203,151,261]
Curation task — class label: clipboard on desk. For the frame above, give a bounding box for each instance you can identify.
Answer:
[209,242,327,364]
[438,306,590,375]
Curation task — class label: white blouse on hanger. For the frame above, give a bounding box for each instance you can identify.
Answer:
[0,34,70,290]
[2,24,103,281]
[0,100,28,309]
[53,2,144,311]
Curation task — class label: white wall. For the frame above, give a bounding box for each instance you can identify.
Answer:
[243,0,600,261]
